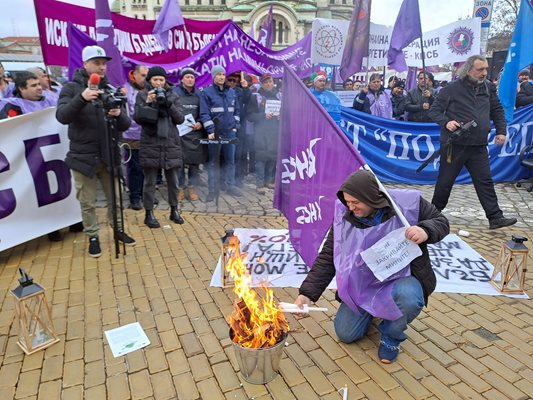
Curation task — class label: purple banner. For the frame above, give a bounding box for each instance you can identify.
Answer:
[123,24,313,88]
[95,0,124,86]
[34,0,228,66]
[273,61,366,268]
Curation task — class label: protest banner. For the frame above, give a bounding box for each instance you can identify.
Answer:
[0,109,80,252]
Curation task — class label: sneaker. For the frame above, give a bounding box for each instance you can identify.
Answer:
[178,188,185,202]
[206,192,215,202]
[47,230,63,242]
[88,236,102,258]
[227,187,243,197]
[117,231,136,246]
[265,182,275,189]
[256,186,266,195]
[378,340,400,364]
[130,201,142,210]
[489,217,517,230]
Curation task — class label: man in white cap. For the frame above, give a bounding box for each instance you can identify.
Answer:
[199,65,243,200]
[56,45,136,258]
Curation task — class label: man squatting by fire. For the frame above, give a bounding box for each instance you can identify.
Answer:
[295,170,449,363]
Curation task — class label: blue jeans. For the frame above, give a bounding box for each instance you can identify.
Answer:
[333,276,424,347]
[126,149,143,203]
[255,160,276,187]
[207,130,236,193]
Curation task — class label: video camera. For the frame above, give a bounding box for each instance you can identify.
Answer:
[449,120,477,140]
[100,84,126,110]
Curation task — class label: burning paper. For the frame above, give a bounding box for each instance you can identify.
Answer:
[226,236,289,348]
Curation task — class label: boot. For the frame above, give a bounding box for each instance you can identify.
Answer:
[178,188,185,202]
[170,206,185,224]
[144,209,160,228]
[188,186,199,201]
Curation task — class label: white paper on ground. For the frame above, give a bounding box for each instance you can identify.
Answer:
[104,322,150,358]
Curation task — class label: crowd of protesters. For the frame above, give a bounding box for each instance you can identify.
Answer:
[1,51,530,255]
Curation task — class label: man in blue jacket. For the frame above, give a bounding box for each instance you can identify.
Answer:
[200,66,243,200]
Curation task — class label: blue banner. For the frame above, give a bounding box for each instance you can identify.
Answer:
[340,104,533,184]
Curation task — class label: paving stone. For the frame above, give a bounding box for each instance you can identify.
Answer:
[197,377,224,400]
[126,350,147,373]
[198,333,224,356]
[37,379,61,400]
[129,369,153,400]
[420,376,461,400]
[179,333,203,357]
[212,361,240,392]
[64,339,84,363]
[41,355,63,382]
[85,360,106,388]
[357,379,390,400]
[62,359,84,388]
[61,385,83,400]
[188,354,212,381]
[15,370,41,399]
[159,330,181,353]
[392,370,431,399]
[173,372,199,400]
[480,371,529,400]
[300,366,335,396]
[85,384,106,400]
[106,373,131,400]
[265,374,297,400]
[0,361,21,387]
[326,371,366,400]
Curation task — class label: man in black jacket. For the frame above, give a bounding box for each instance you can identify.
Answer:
[56,45,136,258]
[295,170,449,364]
[404,71,435,122]
[516,72,533,108]
[428,55,516,230]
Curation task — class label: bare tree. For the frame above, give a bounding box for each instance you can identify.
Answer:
[487,0,520,50]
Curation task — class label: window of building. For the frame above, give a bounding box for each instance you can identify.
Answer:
[143,14,146,19]
[221,0,226,4]
[134,14,138,18]
[185,0,189,4]
[209,0,213,4]
[269,15,290,46]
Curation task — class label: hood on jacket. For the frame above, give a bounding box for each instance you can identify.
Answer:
[337,169,390,209]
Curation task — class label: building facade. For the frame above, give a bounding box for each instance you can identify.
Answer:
[112,0,353,49]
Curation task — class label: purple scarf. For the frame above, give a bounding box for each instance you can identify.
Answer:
[333,189,420,320]
[367,90,393,119]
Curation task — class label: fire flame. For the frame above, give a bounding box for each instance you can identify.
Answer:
[226,238,289,348]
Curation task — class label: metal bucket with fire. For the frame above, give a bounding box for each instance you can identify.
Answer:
[230,329,287,384]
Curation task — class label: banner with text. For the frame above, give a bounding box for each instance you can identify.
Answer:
[0,109,81,252]
[340,104,533,184]
[210,229,527,298]
[33,0,228,66]
[311,17,481,68]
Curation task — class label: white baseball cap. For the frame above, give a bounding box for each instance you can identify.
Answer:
[82,46,112,62]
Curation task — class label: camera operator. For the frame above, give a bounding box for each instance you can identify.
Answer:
[56,45,136,258]
[428,55,516,230]
[134,66,185,228]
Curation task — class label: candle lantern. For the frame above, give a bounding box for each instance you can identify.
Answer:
[11,268,60,355]
[221,229,241,288]
[490,235,529,294]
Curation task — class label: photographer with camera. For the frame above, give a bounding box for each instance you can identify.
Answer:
[56,45,136,258]
[428,55,516,230]
[134,66,185,228]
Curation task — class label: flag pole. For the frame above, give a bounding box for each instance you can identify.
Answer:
[182,23,194,57]
[418,30,428,89]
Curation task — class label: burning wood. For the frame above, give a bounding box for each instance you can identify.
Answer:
[226,238,289,349]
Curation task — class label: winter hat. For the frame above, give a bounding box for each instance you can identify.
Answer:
[180,67,196,78]
[146,66,167,82]
[314,71,327,84]
[337,170,390,210]
[211,65,226,79]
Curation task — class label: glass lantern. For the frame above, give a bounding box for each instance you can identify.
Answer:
[11,268,60,355]
[490,235,529,294]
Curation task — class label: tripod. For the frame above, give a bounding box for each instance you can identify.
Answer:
[103,109,127,258]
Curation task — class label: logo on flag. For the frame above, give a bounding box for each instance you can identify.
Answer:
[314,25,344,59]
[446,27,474,55]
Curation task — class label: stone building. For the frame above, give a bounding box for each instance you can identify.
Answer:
[112,0,353,49]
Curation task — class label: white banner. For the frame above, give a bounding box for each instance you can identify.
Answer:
[210,229,527,298]
[0,108,81,251]
[312,18,481,68]
[311,18,351,65]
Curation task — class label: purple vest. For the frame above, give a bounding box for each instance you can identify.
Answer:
[368,90,393,119]
[0,95,57,115]
[122,81,142,141]
[333,189,420,320]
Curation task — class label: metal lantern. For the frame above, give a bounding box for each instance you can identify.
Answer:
[221,229,241,288]
[490,235,529,294]
[11,268,60,355]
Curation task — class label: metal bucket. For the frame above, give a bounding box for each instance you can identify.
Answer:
[230,329,287,385]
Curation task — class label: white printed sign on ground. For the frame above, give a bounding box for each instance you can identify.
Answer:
[210,229,528,298]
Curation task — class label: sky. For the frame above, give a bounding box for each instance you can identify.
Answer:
[0,0,475,38]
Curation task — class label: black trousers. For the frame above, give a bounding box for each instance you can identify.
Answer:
[431,144,503,220]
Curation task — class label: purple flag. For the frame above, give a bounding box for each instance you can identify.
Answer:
[405,66,418,91]
[257,5,274,49]
[339,0,372,81]
[67,23,97,80]
[153,0,185,51]
[387,0,422,72]
[95,0,125,86]
[274,61,366,267]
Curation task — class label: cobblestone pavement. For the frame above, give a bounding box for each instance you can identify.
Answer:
[1,171,532,399]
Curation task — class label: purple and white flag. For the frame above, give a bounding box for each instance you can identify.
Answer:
[339,0,371,81]
[257,5,274,49]
[67,23,96,80]
[387,0,422,72]
[274,61,366,267]
[153,0,185,51]
[95,0,125,86]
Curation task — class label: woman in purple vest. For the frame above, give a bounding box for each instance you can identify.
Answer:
[295,170,449,363]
